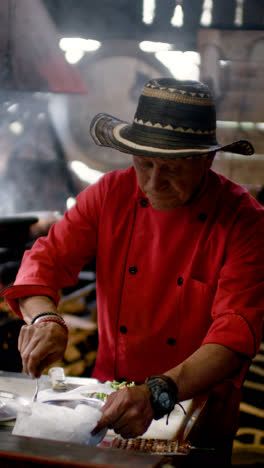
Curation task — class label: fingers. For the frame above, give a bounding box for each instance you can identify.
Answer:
[92,385,154,439]
[107,408,150,439]
[18,324,39,375]
[35,352,63,378]
[92,394,125,435]
[17,324,28,353]
[18,322,68,378]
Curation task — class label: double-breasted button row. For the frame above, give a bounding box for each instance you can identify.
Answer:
[140,199,148,208]
[198,212,207,222]
[129,266,138,274]
[167,337,176,346]
[129,268,183,285]
[119,326,176,346]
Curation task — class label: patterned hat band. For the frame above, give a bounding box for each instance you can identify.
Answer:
[90,78,254,158]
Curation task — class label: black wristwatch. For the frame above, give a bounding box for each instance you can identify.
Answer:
[145,375,178,420]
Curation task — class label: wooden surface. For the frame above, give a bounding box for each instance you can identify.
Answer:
[0,427,237,468]
[0,430,165,468]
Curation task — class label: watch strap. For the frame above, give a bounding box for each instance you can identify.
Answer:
[145,374,178,420]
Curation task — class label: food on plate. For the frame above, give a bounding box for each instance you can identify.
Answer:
[84,380,135,401]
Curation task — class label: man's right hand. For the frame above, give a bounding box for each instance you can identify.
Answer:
[18,321,68,378]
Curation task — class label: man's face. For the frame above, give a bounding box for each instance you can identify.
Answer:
[133,154,214,211]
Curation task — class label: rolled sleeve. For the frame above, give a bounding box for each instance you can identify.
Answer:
[1,285,60,318]
[202,307,260,388]
[203,277,264,359]
[202,311,257,357]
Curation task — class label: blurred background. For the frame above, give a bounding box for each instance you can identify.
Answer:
[0,0,263,202]
[0,0,263,462]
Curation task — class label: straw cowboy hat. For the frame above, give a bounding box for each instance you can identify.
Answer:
[90,78,254,159]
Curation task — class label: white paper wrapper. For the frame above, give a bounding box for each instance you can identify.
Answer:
[12,401,105,445]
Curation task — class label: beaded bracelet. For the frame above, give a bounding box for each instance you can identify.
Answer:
[31,312,62,325]
[33,316,68,334]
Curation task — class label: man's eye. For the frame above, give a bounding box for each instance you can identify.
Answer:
[140,161,153,168]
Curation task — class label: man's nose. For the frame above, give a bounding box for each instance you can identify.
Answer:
[148,167,168,190]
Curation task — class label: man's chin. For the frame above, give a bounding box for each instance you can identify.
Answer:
[148,197,184,211]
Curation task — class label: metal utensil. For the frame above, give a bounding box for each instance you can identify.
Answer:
[32,379,39,402]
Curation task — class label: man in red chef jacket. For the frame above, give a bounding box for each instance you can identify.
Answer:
[2,78,264,461]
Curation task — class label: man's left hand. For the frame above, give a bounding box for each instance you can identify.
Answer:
[92,384,154,439]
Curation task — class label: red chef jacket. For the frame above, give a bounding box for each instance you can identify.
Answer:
[2,166,264,444]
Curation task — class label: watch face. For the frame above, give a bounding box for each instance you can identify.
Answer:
[158,391,171,409]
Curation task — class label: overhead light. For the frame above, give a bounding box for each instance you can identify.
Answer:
[234,0,244,26]
[155,51,200,80]
[59,38,101,64]
[142,0,156,24]
[200,0,213,27]
[9,121,24,135]
[139,41,172,52]
[171,4,184,27]
[59,38,101,52]
[65,49,85,65]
